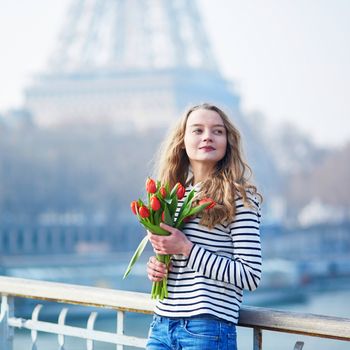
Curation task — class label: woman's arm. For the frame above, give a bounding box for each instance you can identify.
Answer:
[185,198,262,291]
[147,198,262,291]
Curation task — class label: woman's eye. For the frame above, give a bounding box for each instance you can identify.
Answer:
[214,129,224,135]
[193,129,202,134]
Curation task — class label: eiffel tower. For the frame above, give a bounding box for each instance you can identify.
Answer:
[24,0,241,131]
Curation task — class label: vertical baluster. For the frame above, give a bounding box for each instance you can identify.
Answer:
[31,304,43,350]
[58,307,69,350]
[116,310,124,350]
[253,327,262,350]
[86,311,98,350]
[294,341,304,350]
[0,296,14,350]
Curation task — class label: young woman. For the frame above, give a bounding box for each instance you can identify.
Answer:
[146,103,262,350]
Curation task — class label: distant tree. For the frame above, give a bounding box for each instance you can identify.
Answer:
[0,125,162,224]
[286,142,350,210]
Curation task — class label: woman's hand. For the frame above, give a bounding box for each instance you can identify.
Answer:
[147,223,194,257]
[147,256,168,282]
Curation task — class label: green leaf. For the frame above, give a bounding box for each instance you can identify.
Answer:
[153,209,162,225]
[169,196,178,216]
[174,187,196,227]
[187,202,211,216]
[147,192,151,207]
[163,197,172,205]
[170,183,179,198]
[175,188,196,228]
[175,207,191,228]
[123,235,149,279]
[175,202,211,228]
[163,205,173,226]
[182,188,196,207]
[142,221,170,236]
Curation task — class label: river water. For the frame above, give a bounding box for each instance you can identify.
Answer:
[13,287,350,350]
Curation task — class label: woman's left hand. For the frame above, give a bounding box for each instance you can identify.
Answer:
[148,223,193,257]
[147,256,168,282]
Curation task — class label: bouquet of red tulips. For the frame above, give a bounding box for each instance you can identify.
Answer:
[123,178,215,300]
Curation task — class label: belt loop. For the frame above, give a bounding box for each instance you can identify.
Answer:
[154,314,161,322]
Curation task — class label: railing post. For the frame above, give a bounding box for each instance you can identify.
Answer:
[0,296,14,350]
[253,327,262,350]
[117,310,124,350]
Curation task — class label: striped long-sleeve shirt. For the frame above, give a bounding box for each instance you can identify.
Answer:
[154,185,262,324]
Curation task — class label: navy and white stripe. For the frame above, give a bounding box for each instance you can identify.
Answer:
[154,186,262,324]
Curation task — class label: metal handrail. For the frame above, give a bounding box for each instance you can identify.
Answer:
[1,276,350,348]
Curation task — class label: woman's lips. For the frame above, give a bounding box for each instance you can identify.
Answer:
[200,146,215,152]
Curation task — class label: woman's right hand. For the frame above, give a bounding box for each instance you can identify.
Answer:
[147,256,168,282]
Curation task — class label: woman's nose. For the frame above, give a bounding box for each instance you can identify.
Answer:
[202,130,213,141]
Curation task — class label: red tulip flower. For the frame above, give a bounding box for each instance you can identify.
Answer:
[146,178,157,194]
[130,200,139,215]
[199,198,216,210]
[176,183,186,199]
[150,196,161,211]
[139,205,150,218]
[160,187,167,198]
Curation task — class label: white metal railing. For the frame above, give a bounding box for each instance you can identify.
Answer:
[1,276,350,350]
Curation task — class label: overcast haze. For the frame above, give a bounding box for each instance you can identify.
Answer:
[1,0,349,148]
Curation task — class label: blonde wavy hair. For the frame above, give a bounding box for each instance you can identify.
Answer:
[155,103,261,228]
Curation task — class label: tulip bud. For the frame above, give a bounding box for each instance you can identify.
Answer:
[161,211,165,222]
[160,187,167,198]
[130,200,139,215]
[146,178,157,194]
[139,206,150,218]
[150,196,161,211]
[199,198,216,210]
[176,183,186,200]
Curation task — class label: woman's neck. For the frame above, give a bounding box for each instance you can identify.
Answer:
[191,163,215,185]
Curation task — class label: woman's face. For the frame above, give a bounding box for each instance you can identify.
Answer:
[184,108,227,170]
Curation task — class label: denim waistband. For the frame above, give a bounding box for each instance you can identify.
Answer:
[153,313,235,327]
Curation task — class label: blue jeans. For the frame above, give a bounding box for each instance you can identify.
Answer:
[146,314,237,350]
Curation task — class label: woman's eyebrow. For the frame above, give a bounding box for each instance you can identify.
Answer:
[190,123,225,128]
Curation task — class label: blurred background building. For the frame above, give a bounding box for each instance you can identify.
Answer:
[25,0,237,130]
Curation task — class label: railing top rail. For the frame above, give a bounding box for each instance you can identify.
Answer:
[239,306,350,341]
[1,276,349,341]
[0,276,154,314]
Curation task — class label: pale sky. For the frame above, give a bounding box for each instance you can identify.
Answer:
[1,0,349,148]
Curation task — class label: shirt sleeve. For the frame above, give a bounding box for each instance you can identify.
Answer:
[185,194,262,291]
